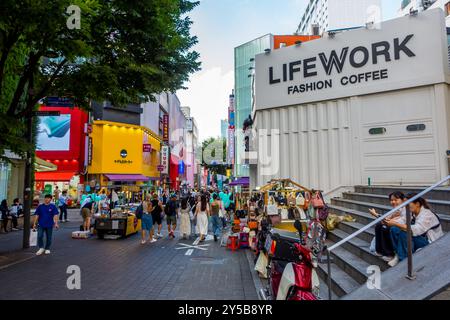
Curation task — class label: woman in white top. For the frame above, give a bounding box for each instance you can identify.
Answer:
[195,195,210,242]
[179,197,191,240]
[386,193,444,267]
[369,191,407,260]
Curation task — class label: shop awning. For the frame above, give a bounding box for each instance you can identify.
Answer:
[34,157,57,172]
[35,171,75,181]
[105,174,150,182]
[229,177,249,186]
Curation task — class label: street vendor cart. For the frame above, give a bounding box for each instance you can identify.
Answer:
[94,205,141,239]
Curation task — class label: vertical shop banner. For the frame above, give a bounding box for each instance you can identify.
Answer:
[161,146,169,174]
[227,129,235,165]
[163,115,169,142]
[228,94,235,129]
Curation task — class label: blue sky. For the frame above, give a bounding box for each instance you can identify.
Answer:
[177,0,400,141]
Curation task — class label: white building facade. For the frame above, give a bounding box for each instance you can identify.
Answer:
[398,0,450,27]
[296,0,382,35]
[253,9,450,192]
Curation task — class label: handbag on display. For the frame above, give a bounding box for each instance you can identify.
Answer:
[312,191,325,209]
[307,203,316,219]
[266,204,278,216]
[318,206,329,221]
[281,208,289,220]
[303,192,311,210]
[296,192,305,207]
[288,193,296,207]
[293,207,307,221]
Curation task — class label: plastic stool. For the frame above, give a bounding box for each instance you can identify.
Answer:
[239,232,249,249]
[227,235,239,251]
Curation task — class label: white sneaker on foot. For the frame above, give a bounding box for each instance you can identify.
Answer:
[157,233,163,238]
[374,252,383,257]
[141,240,146,245]
[36,248,45,256]
[382,256,394,262]
[388,255,399,267]
[150,239,157,243]
[44,250,51,255]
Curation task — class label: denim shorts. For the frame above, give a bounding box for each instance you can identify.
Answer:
[141,214,153,231]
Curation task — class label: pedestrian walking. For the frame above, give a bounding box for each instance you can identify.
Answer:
[140,196,156,245]
[165,194,179,239]
[1,199,10,233]
[9,198,23,231]
[179,198,191,240]
[151,193,164,238]
[210,194,222,242]
[195,195,210,242]
[58,190,69,222]
[33,194,59,255]
[53,186,61,204]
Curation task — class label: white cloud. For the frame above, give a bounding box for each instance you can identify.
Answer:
[176,67,234,142]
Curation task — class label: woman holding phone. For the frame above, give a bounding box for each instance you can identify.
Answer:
[369,191,407,261]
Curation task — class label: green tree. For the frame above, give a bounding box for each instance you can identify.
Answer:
[0,0,201,157]
[201,136,229,176]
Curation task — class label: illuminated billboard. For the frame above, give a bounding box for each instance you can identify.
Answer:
[36,115,71,151]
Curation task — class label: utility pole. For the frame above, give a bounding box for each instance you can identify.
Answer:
[22,113,33,249]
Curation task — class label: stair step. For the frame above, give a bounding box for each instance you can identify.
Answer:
[328,241,372,286]
[327,228,389,272]
[343,192,450,216]
[328,204,375,225]
[317,259,361,298]
[337,220,375,243]
[354,186,450,201]
[317,277,339,300]
[331,198,450,232]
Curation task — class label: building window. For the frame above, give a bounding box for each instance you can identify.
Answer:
[369,128,387,135]
[406,124,426,132]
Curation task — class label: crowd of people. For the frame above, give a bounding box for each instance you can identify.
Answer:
[137,188,235,245]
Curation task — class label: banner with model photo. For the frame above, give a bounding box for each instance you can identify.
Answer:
[36,115,71,151]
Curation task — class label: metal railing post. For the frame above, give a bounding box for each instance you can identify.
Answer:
[405,205,416,280]
[327,249,332,300]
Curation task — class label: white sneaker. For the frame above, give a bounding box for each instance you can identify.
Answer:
[44,250,51,255]
[382,256,394,262]
[150,239,157,243]
[36,248,45,256]
[157,233,163,238]
[141,240,146,245]
[374,252,383,257]
[388,255,399,267]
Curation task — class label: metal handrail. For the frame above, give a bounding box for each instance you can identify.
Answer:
[326,175,450,300]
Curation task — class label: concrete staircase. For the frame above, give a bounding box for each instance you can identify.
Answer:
[317,185,450,300]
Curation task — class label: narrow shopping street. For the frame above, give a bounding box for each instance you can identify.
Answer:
[0,210,258,300]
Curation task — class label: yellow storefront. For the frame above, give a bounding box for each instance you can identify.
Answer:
[88,120,162,191]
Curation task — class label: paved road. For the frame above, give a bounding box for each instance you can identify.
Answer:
[0,210,259,300]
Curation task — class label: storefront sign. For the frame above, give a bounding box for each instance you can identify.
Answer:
[161,146,169,174]
[186,118,193,132]
[163,114,169,142]
[228,94,235,129]
[255,9,449,110]
[143,144,152,153]
[227,129,235,165]
[88,137,92,165]
[178,161,185,174]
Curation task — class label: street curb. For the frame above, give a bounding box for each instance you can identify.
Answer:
[244,249,265,301]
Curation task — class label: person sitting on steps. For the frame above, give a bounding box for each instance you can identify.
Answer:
[369,191,407,262]
[385,193,444,267]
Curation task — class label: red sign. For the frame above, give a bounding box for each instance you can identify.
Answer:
[143,144,152,153]
[163,114,169,142]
